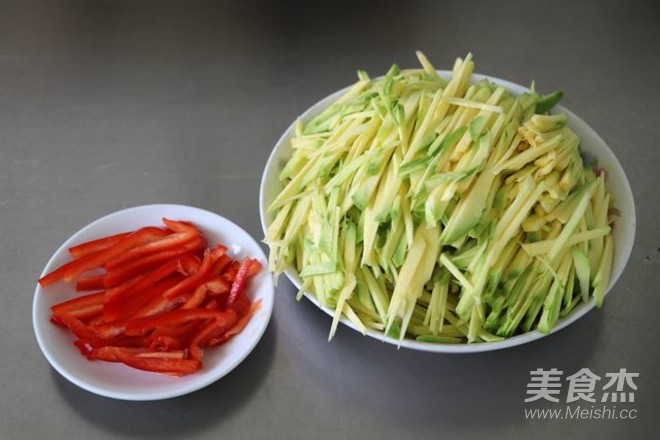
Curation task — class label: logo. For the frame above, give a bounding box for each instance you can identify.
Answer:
[523,368,639,420]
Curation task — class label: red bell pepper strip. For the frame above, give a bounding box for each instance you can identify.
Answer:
[128,294,186,321]
[150,318,202,338]
[209,300,262,346]
[74,339,94,357]
[107,219,202,267]
[38,226,169,287]
[148,335,187,351]
[76,275,105,291]
[104,255,194,304]
[89,346,186,362]
[182,285,208,310]
[147,319,205,351]
[227,259,254,305]
[188,309,238,361]
[114,351,201,375]
[123,250,215,319]
[223,261,241,282]
[102,236,204,286]
[206,276,230,295]
[68,231,132,259]
[232,291,252,317]
[50,315,67,327]
[211,254,232,275]
[246,259,262,277]
[105,230,200,269]
[204,299,219,309]
[162,248,216,300]
[102,272,148,304]
[51,291,105,321]
[161,218,201,234]
[209,245,228,260]
[103,275,182,322]
[124,308,232,336]
[61,316,96,340]
[91,316,132,340]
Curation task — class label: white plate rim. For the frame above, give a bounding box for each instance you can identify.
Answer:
[33,204,275,400]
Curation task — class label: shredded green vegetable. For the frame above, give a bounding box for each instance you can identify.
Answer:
[265,52,616,344]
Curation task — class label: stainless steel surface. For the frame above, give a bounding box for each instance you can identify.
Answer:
[1,0,658,438]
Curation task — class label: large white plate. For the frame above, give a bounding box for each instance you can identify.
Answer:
[259,71,636,353]
[33,204,274,400]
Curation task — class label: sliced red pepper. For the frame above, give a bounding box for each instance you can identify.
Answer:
[51,291,105,321]
[209,299,262,346]
[124,308,232,336]
[103,275,182,322]
[104,255,194,304]
[87,346,146,362]
[148,335,187,351]
[105,230,200,269]
[161,218,202,234]
[108,232,200,267]
[129,294,186,321]
[76,274,105,291]
[206,276,230,295]
[102,271,148,305]
[102,236,204,286]
[182,285,208,310]
[150,318,202,338]
[50,315,67,327]
[209,245,228,260]
[89,346,185,362]
[162,248,216,300]
[84,313,105,326]
[148,319,205,351]
[246,259,262,277]
[74,339,94,357]
[227,258,254,305]
[188,309,238,361]
[204,299,219,310]
[61,316,96,340]
[91,317,130,340]
[114,352,201,375]
[38,226,169,287]
[177,253,202,276]
[68,231,132,259]
[44,219,261,377]
[210,254,232,275]
[223,260,241,282]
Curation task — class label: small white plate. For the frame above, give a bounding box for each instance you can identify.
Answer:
[259,71,636,353]
[33,204,274,400]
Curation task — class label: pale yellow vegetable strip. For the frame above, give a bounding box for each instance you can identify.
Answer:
[521,227,612,257]
[415,50,442,82]
[491,135,562,175]
[594,235,614,307]
[440,96,503,114]
[439,253,475,292]
[547,182,596,261]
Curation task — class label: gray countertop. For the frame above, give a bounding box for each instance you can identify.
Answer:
[1,0,659,439]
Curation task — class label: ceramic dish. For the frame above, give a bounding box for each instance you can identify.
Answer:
[259,71,635,353]
[33,204,274,400]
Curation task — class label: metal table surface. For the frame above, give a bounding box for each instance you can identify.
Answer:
[1,1,658,439]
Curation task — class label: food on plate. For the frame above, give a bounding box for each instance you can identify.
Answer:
[40,218,262,375]
[265,52,616,344]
